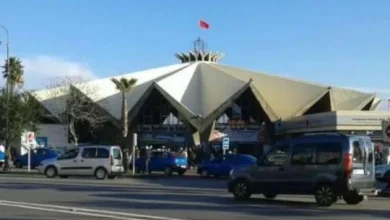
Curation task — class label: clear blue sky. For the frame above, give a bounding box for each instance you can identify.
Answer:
[1,0,390,95]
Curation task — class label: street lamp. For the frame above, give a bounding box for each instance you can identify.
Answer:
[0,25,10,170]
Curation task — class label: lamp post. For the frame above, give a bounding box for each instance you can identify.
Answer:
[0,25,10,170]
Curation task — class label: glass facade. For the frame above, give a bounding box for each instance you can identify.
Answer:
[136,89,191,150]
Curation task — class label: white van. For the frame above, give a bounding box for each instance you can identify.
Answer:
[37,145,124,179]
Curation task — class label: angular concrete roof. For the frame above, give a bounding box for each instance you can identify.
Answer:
[31,61,377,131]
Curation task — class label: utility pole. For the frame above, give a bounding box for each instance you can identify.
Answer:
[0,25,10,171]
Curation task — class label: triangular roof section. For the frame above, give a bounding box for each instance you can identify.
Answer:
[370,98,382,110]
[210,64,329,120]
[73,63,189,119]
[199,63,248,117]
[157,63,202,116]
[330,87,375,110]
[156,63,248,118]
[31,85,71,122]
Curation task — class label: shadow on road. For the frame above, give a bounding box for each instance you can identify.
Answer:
[0,181,224,195]
[57,196,390,219]
[1,181,390,219]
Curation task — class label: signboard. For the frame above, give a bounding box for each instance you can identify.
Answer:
[276,111,390,135]
[382,120,390,143]
[222,137,230,150]
[26,132,35,144]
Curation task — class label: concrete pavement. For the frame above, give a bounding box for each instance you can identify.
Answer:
[0,205,108,220]
[0,176,389,220]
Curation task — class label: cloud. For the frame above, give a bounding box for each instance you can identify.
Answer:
[0,55,96,90]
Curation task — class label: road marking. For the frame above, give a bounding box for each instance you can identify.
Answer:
[0,199,188,220]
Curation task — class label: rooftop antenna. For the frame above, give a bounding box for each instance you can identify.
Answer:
[193,37,206,54]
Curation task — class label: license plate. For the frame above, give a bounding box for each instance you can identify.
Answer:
[180,165,186,168]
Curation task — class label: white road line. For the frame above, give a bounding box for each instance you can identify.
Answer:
[0,200,188,220]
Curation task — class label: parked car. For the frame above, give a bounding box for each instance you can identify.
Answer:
[13,148,59,169]
[228,133,376,207]
[130,151,187,176]
[0,151,4,168]
[375,164,390,183]
[37,145,124,179]
[197,154,257,178]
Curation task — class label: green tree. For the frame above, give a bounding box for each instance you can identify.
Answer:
[2,57,24,93]
[111,77,137,167]
[0,90,43,170]
[111,77,137,140]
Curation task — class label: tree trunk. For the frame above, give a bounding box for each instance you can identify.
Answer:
[69,119,78,146]
[122,92,128,138]
[121,92,129,171]
[2,145,9,171]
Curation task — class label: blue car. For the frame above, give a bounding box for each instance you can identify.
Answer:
[131,151,188,176]
[197,154,257,178]
[13,148,60,169]
[0,151,4,167]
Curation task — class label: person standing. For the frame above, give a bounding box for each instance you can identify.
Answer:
[145,146,151,174]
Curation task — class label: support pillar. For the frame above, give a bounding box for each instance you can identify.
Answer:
[192,121,216,153]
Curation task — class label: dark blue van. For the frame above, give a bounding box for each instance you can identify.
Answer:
[228,133,376,206]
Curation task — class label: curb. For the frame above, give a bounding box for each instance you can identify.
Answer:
[0,171,204,179]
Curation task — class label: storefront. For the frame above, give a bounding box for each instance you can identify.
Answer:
[212,120,268,156]
[137,124,192,151]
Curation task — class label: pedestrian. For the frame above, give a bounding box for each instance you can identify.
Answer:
[145,146,151,174]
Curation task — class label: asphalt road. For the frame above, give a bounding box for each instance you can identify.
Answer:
[0,176,389,220]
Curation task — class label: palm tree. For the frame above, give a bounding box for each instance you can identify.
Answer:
[111,77,137,139]
[2,57,24,93]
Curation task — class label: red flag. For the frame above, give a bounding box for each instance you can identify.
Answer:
[199,20,209,29]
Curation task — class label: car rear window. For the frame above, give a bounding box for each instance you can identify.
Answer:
[112,148,122,160]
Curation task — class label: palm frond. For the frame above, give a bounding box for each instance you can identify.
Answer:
[111,77,137,93]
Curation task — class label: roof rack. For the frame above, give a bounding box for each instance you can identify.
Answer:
[303,132,343,136]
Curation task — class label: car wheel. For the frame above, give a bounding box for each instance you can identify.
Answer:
[343,192,364,205]
[164,166,173,176]
[200,170,209,178]
[233,180,252,200]
[14,160,22,169]
[263,193,277,199]
[45,166,57,178]
[314,184,337,207]
[94,168,107,180]
[178,169,186,176]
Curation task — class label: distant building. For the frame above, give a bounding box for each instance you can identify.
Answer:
[30,39,385,157]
